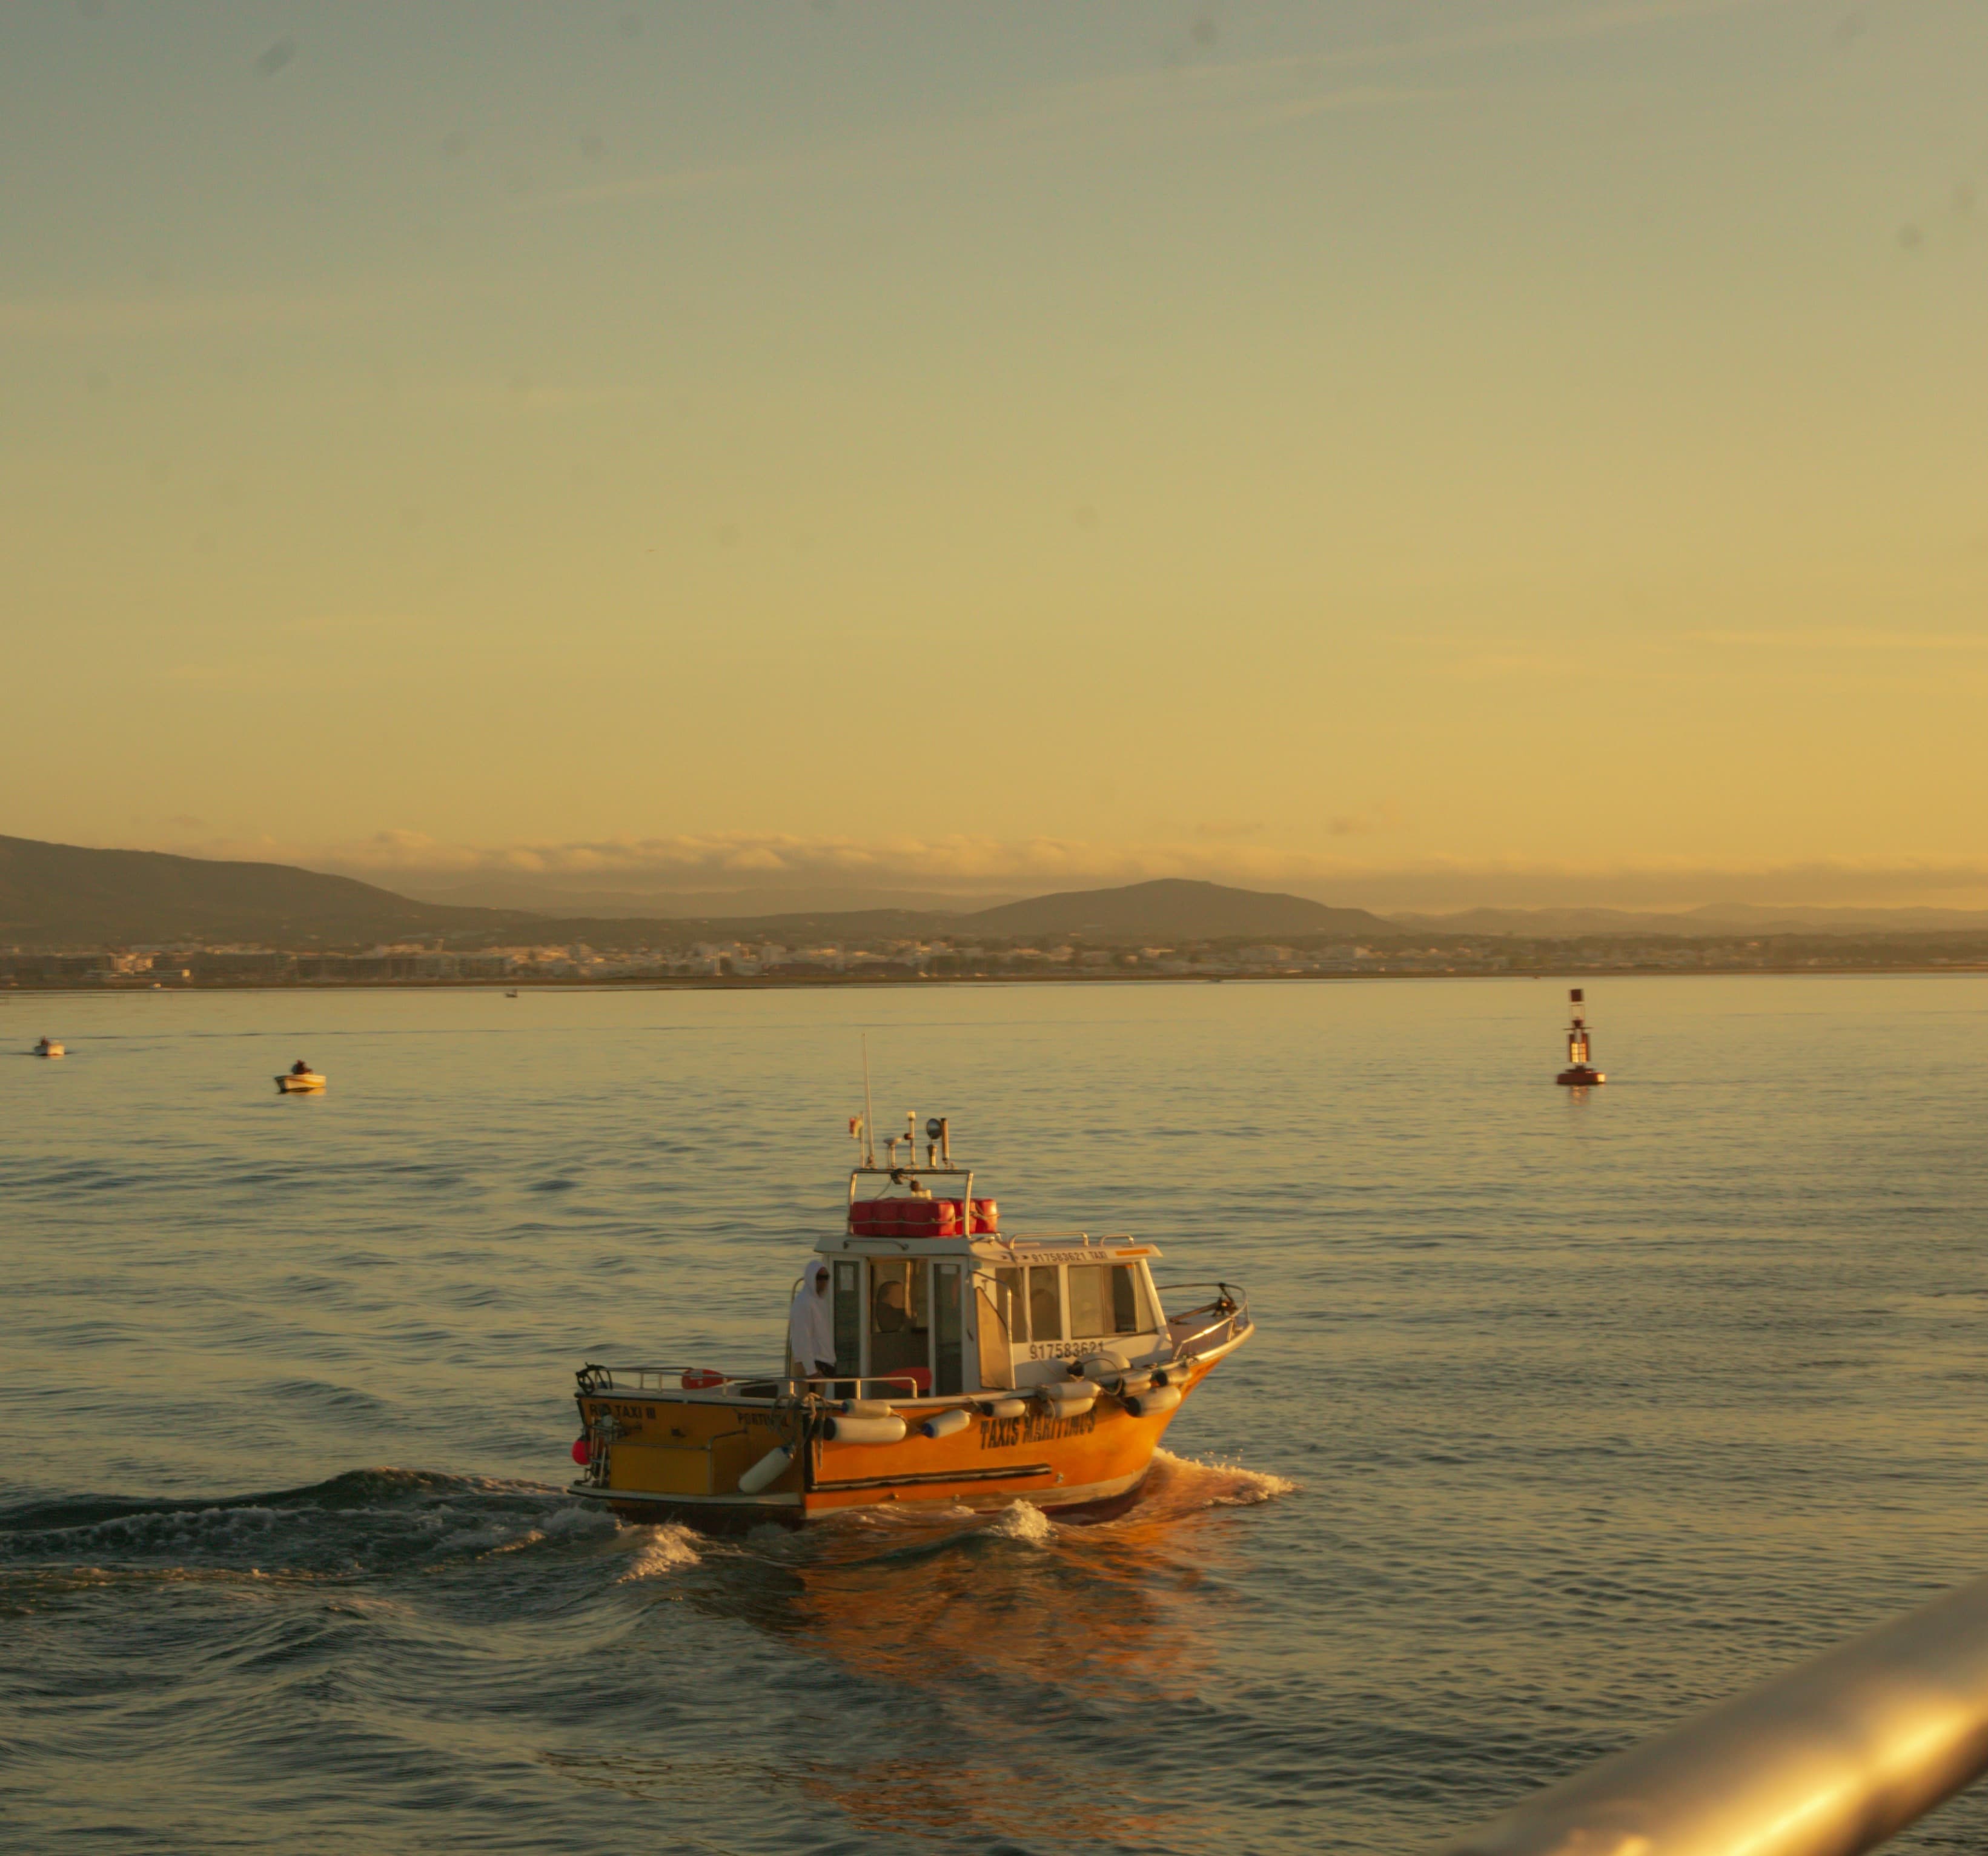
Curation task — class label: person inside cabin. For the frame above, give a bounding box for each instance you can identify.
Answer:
[869,1263,930,1383]
[873,1278,909,1333]
[788,1261,835,1381]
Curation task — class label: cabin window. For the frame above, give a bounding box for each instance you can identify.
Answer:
[976,1273,1016,1388]
[933,1261,964,1397]
[868,1257,930,1389]
[832,1259,863,1379]
[1067,1263,1146,1339]
[1027,1265,1064,1344]
[995,1267,1026,1342]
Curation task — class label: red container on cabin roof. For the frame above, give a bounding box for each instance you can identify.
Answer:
[849,1196,998,1237]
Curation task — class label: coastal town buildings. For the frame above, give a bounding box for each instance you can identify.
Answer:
[4,929,1987,987]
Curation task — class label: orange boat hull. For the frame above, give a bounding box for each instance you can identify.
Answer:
[574,1351,1236,1531]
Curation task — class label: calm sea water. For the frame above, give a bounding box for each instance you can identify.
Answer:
[5,976,1988,1854]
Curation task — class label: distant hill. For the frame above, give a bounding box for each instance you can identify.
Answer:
[964,879,1393,941]
[34,830,1984,952]
[0,835,516,947]
[0,840,1403,950]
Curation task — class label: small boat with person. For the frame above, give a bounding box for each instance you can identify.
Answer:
[276,1059,326,1093]
[569,1111,1253,1530]
[33,1036,64,1058]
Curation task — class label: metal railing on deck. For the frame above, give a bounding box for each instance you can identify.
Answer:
[1153,1281,1250,1357]
[1439,1569,1988,1856]
[575,1363,927,1402]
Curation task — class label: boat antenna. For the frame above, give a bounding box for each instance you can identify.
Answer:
[861,1034,876,1168]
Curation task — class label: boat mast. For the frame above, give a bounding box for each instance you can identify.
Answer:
[861,1035,876,1168]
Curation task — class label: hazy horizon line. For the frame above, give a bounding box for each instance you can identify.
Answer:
[51,827,1988,916]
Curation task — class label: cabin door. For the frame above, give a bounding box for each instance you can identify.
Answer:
[973,1271,1017,1389]
[867,1256,932,1393]
[832,1259,863,1388]
[933,1261,964,1396]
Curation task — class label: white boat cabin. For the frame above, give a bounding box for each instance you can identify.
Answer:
[815,1231,1170,1397]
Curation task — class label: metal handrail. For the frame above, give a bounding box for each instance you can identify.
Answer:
[794,1373,932,1401]
[997,1230,1128,1243]
[575,1363,929,1402]
[1153,1280,1250,1357]
[1440,1570,1988,1855]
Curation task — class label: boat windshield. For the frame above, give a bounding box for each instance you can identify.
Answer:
[993,1260,1154,1347]
[1027,1266,1062,1341]
[1068,1262,1148,1339]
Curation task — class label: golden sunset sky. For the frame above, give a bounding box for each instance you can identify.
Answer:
[5,1,1985,909]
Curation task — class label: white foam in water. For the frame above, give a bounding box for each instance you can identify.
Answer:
[1150,1448,1297,1506]
[615,1523,702,1582]
[985,1500,1056,1544]
[540,1503,620,1540]
[480,1501,619,1559]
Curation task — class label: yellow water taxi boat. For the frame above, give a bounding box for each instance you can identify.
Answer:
[568,1113,1253,1530]
[34,1038,65,1058]
[275,1069,326,1093]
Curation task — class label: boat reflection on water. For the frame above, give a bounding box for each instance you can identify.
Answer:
[778,1453,1277,1683]
[592,1451,1290,1848]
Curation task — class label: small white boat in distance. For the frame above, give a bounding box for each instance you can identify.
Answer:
[34,1038,64,1058]
[276,1069,326,1093]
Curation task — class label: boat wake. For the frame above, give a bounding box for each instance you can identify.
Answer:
[983,1498,1058,1544]
[0,1468,612,1585]
[778,1446,1296,1576]
[1137,1447,1296,1515]
[615,1523,704,1582]
[971,1452,1293,1546]
[0,1449,1291,1596]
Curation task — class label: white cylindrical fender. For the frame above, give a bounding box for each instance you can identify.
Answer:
[840,1397,896,1419]
[1124,1384,1182,1418]
[977,1397,1027,1419]
[1117,1368,1155,1394]
[823,1413,907,1445]
[1079,1350,1132,1382]
[919,1407,972,1439]
[1037,1384,1096,1417]
[737,1445,792,1494]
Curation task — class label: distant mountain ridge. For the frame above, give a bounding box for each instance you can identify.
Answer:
[15,833,1987,952]
[0,835,514,947]
[0,836,1396,949]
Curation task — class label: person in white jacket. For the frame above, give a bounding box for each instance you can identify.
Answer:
[788,1261,835,1382]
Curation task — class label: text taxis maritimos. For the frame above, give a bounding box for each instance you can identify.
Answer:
[569,1110,1253,1529]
